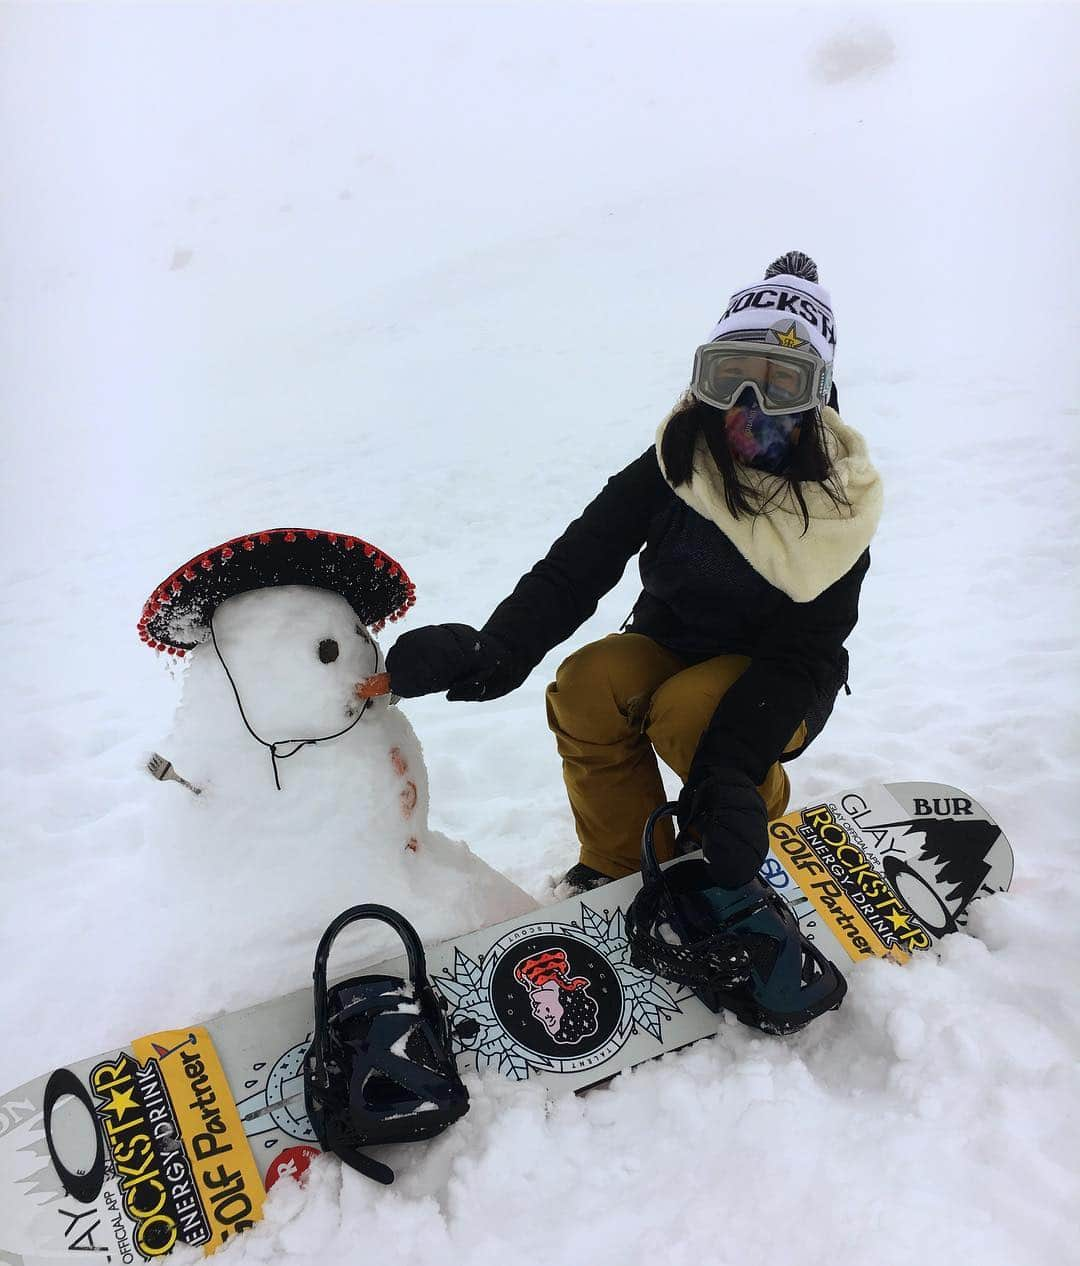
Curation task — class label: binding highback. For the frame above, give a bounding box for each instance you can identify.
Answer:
[304,904,469,1184]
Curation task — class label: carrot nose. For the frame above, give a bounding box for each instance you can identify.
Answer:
[355,672,391,700]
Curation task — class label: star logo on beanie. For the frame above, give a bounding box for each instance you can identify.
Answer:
[773,322,806,349]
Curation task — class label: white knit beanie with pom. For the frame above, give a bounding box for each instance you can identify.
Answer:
[706,251,836,372]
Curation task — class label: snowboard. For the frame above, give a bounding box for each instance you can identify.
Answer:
[0,781,1013,1263]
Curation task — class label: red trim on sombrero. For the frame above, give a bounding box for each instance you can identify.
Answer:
[513,949,590,992]
[138,529,414,654]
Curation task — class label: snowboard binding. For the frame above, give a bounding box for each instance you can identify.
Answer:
[626,803,847,1035]
[304,904,469,1185]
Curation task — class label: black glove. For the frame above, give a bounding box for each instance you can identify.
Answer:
[385,624,526,701]
[676,767,769,889]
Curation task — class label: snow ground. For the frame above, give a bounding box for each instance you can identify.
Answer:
[2,4,1079,1264]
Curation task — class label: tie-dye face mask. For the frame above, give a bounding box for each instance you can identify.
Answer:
[723,401,802,472]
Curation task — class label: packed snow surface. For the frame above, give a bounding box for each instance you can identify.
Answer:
[2,4,1078,1265]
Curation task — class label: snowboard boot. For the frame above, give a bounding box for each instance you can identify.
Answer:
[628,804,846,1035]
[690,874,847,1034]
[557,862,615,898]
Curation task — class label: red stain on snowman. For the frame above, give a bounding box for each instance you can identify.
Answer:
[390,746,419,850]
[400,781,418,819]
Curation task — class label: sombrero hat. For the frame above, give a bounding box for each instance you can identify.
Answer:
[137,529,415,656]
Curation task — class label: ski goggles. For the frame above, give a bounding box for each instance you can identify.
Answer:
[690,341,831,415]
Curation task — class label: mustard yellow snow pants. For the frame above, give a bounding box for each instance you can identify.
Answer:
[545,633,808,878]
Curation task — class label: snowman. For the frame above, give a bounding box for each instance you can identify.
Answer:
[135,528,535,1019]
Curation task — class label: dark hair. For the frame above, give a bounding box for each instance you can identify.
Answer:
[554,985,599,1044]
[658,392,852,533]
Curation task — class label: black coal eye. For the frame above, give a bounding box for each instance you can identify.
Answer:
[318,639,339,664]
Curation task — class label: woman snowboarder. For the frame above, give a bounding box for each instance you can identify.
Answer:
[386,251,882,1024]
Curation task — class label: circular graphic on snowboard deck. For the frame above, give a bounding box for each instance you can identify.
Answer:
[490,932,623,1063]
[436,905,690,1082]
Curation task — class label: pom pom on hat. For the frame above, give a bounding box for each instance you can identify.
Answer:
[764,251,819,283]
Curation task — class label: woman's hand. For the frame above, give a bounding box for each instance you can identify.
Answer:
[676,767,769,888]
[386,624,525,701]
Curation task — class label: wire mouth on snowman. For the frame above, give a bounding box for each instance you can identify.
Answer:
[207,592,387,789]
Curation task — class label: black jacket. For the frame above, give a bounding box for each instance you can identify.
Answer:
[482,448,869,785]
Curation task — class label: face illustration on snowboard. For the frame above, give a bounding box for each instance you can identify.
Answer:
[210,586,383,744]
[527,979,566,1035]
[513,948,600,1045]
